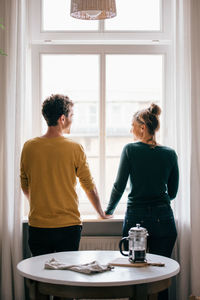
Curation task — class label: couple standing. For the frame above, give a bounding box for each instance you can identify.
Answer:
[20,93,178,262]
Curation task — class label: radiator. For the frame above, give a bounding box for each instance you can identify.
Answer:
[79,236,128,300]
[79,236,121,250]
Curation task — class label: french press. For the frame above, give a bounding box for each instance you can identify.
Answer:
[119,224,148,263]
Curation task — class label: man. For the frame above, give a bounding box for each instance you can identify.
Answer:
[20,94,109,256]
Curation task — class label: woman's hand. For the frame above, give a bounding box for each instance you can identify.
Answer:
[103,212,113,219]
[98,212,113,219]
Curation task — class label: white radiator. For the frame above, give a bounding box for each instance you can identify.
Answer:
[79,236,121,250]
[79,236,128,300]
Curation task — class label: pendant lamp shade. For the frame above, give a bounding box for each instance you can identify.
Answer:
[70,0,117,20]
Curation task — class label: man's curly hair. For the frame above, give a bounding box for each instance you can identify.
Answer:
[42,94,74,126]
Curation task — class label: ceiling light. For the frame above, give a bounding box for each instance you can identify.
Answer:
[70,0,117,20]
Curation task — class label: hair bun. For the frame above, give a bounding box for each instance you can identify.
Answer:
[148,103,161,116]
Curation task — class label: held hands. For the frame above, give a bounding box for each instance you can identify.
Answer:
[98,211,113,219]
[85,186,113,220]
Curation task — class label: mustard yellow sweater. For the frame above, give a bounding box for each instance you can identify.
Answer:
[20,136,95,228]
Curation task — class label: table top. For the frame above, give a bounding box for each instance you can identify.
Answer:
[17,251,180,287]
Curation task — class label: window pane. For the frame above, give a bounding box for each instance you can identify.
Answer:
[42,0,98,31]
[41,54,99,134]
[106,54,163,209]
[41,54,100,210]
[105,0,161,31]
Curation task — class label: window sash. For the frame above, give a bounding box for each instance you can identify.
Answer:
[28,0,174,215]
[28,0,172,42]
[31,45,172,215]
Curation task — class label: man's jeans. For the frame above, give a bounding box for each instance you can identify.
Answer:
[28,225,82,256]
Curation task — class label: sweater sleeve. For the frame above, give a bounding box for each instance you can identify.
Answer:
[167,151,179,200]
[105,146,130,215]
[75,144,95,192]
[20,145,29,191]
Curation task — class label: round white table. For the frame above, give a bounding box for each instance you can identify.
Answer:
[17,250,180,300]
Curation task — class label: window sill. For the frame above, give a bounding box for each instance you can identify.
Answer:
[82,215,124,222]
[23,215,124,223]
[23,216,123,236]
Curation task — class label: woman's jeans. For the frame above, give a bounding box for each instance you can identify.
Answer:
[123,203,177,257]
[123,203,177,300]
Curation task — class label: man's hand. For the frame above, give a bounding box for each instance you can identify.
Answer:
[85,187,113,219]
[101,212,113,219]
[97,211,113,219]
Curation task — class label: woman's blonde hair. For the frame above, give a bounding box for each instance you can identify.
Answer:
[133,103,161,136]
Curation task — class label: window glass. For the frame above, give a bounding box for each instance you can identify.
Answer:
[41,54,99,134]
[41,54,100,204]
[27,0,172,218]
[42,0,98,31]
[105,0,161,31]
[25,53,163,217]
[105,55,163,214]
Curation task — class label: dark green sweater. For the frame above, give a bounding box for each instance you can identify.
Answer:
[105,142,179,215]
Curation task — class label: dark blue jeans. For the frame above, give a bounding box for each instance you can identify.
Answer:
[28,225,82,256]
[123,203,177,300]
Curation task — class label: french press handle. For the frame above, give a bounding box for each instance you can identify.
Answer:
[119,237,129,256]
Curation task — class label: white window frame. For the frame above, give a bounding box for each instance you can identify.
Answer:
[31,45,173,213]
[28,0,175,215]
[29,0,172,43]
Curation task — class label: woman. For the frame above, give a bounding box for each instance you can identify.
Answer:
[105,104,179,300]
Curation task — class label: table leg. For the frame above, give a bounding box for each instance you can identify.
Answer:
[26,279,50,300]
[132,284,148,300]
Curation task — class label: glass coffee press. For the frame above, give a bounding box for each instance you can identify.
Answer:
[119,224,148,263]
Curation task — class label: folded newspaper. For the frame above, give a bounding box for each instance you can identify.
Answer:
[44,258,114,274]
